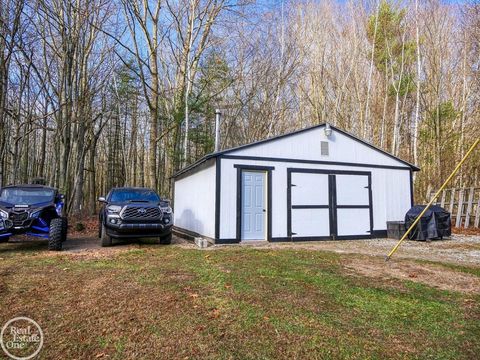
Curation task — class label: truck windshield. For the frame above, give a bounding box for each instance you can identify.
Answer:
[109,189,160,203]
[0,188,55,205]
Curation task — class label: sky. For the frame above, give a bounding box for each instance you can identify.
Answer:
[257,0,468,6]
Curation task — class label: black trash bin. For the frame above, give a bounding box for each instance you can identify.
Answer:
[404,205,451,241]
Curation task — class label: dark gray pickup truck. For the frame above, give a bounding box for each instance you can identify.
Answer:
[98,187,173,247]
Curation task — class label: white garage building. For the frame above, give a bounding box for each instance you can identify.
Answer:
[173,124,419,244]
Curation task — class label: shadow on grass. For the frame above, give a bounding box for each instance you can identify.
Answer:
[0,238,49,255]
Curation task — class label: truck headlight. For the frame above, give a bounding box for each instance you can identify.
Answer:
[31,210,42,219]
[107,205,122,214]
[160,206,172,214]
[0,209,8,219]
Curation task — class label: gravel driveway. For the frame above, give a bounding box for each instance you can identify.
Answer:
[211,235,480,266]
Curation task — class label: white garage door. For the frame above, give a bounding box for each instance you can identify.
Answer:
[288,170,372,240]
[290,172,330,239]
[335,174,371,237]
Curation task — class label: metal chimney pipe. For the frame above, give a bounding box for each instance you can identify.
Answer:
[214,109,221,152]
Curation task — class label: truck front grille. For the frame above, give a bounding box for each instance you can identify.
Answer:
[121,206,161,220]
[10,211,29,226]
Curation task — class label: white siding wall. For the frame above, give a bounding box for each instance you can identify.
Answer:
[219,158,411,239]
[229,127,407,168]
[174,163,216,239]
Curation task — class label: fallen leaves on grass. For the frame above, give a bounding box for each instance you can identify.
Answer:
[452,227,480,236]
[209,308,221,319]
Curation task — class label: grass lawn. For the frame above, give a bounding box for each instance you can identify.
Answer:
[0,243,479,359]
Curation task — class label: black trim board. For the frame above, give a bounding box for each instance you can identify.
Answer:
[336,205,370,209]
[214,157,221,240]
[224,233,386,243]
[292,205,329,209]
[336,235,372,240]
[236,165,274,242]
[216,238,240,244]
[329,174,338,238]
[172,123,420,179]
[287,171,292,237]
[288,168,371,176]
[267,171,273,241]
[409,169,415,207]
[234,164,275,171]
[236,169,241,240]
[368,175,374,234]
[271,235,372,242]
[271,236,331,242]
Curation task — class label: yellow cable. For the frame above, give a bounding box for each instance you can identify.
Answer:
[385,138,480,261]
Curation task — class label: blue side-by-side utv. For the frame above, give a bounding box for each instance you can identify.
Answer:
[0,184,68,251]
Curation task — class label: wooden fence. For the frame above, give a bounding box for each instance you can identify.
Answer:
[426,186,480,228]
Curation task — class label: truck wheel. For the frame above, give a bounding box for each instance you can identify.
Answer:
[100,224,112,247]
[159,233,172,245]
[61,217,68,242]
[48,218,65,251]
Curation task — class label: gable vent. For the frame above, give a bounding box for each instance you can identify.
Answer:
[321,141,329,156]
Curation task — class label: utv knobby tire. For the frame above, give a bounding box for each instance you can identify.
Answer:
[101,224,112,247]
[61,217,68,242]
[159,233,172,245]
[48,218,65,251]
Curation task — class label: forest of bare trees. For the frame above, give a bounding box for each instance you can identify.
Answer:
[0,0,479,215]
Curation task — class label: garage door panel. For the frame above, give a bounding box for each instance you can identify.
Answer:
[336,174,369,206]
[291,173,329,206]
[336,208,370,236]
[292,209,330,237]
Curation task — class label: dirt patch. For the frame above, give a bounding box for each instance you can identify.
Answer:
[453,227,480,236]
[343,256,480,294]
[57,232,195,260]
[1,232,195,261]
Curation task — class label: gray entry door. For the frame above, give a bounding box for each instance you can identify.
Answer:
[241,171,266,240]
